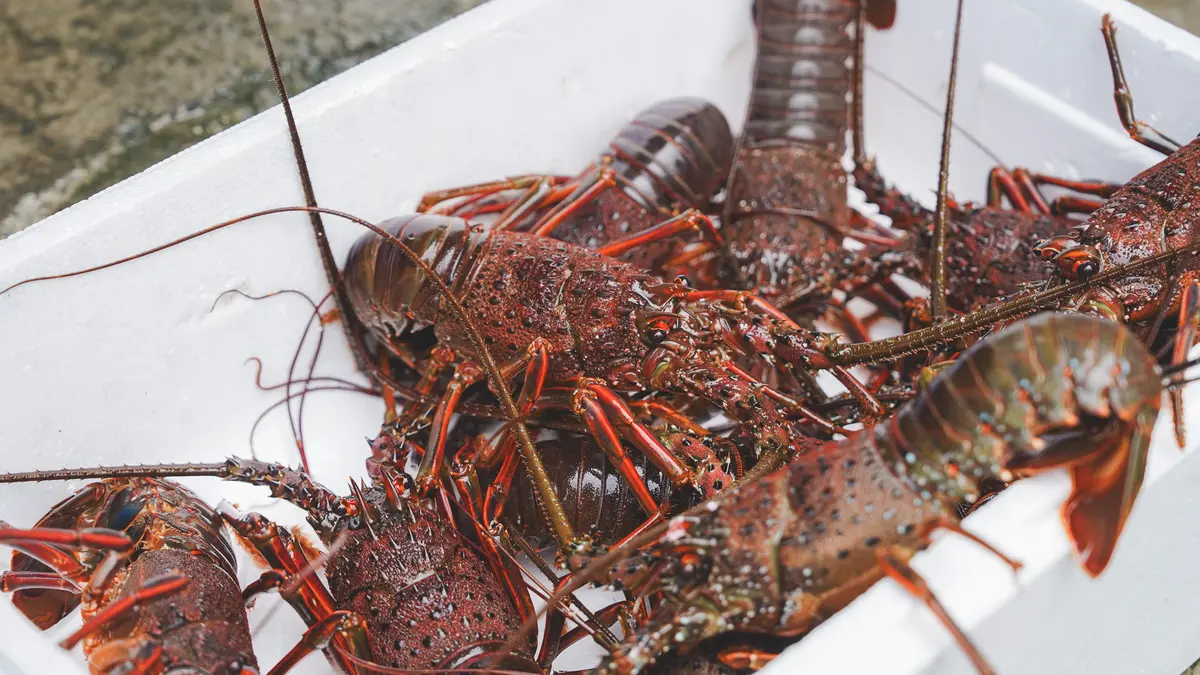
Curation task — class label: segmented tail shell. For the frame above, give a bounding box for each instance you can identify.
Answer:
[343,214,483,338]
[872,312,1161,576]
[607,98,736,214]
[745,0,859,151]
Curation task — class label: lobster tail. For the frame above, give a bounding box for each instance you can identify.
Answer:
[343,214,481,337]
[1062,408,1155,577]
[607,97,735,213]
[745,0,858,151]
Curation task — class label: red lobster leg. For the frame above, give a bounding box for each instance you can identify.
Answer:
[1102,14,1181,157]
[530,167,618,237]
[411,338,557,494]
[595,209,721,259]
[717,646,778,671]
[412,361,484,495]
[987,166,1117,216]
[449,450,539,626]
[267,610,372,675]
[875,547,997,675]
[575,388,676,516]
[680,289,885,422]
[86,642,166,675]
[490,339,730,503]
[59,573,189,649]
[1168,280,1200,448]
[869,515,1024,674]
[0,571,77,593]
[986,167,1043,213]
[418,174,572,214]
[0,524,130,586]
[220,503,369,674]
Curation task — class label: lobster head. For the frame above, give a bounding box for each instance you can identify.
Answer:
[10,480,150,628]
[1034,233,1166,323]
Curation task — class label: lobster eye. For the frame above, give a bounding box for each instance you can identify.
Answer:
[103,488,145,532]
[644,317,674,345]
[1056,246,1102,281]
[677,551,709,582]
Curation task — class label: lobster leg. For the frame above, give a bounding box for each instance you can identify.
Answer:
[0,525,131,585]
[717,646,778,671]
[1101,14,1180,157]
[218,506,338,624]
[530,167,618,236]
[921,517,1023,573]
[413,362,484,495]
[398,340,594,556]
[578,380,737,494]
[59,573,189,649]
[875,546,996,675]
[418,174,572,213]
[555,601,631,658]
[477,338,722,503]
[1049,195,1106,217]
[986,167,1044,213]
[686,291,885,421]
[450,445,539,626]
[267,610,372,675]
[86,641,165,675]
[576,388,682,514]
[1168,280,1200,448]
[595,209,721,258]
[627,400,712,436]
[0,571,77,593]
[987,166,1116,216]
[472,339,551,469]
[0,526,132,552]
[219,504,367,674]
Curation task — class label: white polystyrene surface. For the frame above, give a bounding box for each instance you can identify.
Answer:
[0,0,753,673]
[0,0,1198,673]
[774,1,1200,674]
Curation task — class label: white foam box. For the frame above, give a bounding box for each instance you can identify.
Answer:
[0,0,1196,673]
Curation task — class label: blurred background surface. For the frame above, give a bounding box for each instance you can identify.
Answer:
[0,0,484,237]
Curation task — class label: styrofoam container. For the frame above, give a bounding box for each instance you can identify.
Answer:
[0,0,1196,673]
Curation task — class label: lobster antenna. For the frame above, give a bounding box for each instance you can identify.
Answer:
[852,0,868,164]
[252,0,374,473]
[213,287,332,464]
[831,237,1200,365]
[929,0,965,321]
[862,66,1005,168]
[0,463,230,483]
[250,0,367,374]
[247,3,577,549]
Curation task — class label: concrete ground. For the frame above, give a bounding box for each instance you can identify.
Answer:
[0,0,484,237]
[1134,0,1200,35]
